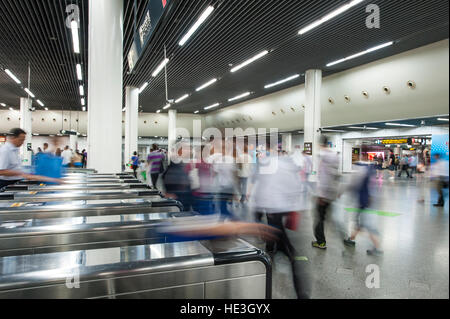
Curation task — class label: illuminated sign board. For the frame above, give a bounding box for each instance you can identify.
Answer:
[380,139,409,145]
[0,136,6,143]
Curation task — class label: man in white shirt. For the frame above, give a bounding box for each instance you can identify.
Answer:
[0,128,61,190]
[61,146,73,167]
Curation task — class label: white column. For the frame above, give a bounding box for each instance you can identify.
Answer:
[282,133,292,153]
[70,135,78,151]
[168,110,177,162]
[20,97,32,165]
[87,0,123,173]
[304,69,322,175]
[124,86,139,167]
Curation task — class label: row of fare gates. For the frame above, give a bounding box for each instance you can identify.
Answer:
[0,169,271,299]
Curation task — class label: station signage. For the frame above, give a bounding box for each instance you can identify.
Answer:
[0,136,6,143]
[304,142,312,155]
[128,0,172,72]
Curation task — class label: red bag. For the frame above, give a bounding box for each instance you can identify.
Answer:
[285,212,300,231]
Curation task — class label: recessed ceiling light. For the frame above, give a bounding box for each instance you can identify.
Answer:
[37,100,44,107]
[82,107,86,112]
[228,92,251,102]
[231,51,269,73]
[194,110,199,114]
[5,69,21,84]
[196,78,218,91]
[139,82,149,94]
[9,107,14,111]
[71,20,80,54]
[204,103,220,110]
[81,98,85,106]
[156,110,161,113]
[385,123,415,127]
[175,94,189,103]
[24,88,35,98]
[179,5,215,46]
[0,103,6,107]
[76,64,83,81]
[152,59,169,77]
[79,85,85,96]
[44,107,49,111]
[327,41,393,67]
[265,74,300,89]
[298,0,365,35]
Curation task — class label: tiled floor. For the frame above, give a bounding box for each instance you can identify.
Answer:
[245,175,449,299]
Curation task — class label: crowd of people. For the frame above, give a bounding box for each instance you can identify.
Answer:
[34,143,87,168]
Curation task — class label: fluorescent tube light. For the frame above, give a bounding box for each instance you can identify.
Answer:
[163,104,171,110]
[81,98,85,106]
[298,0,365,35]
[44,107,49,111]
[175,94,189,103]
[122,108,126,112]
[0,103,6,107]
[37,100,44,107]
[5,69,21,84]
[71,20,80,54]
[79,85,84,96]
[24,88,35,98]
[152,59,169,77]
[228,92,251,102]
[265,74,300,89]
[76,64,83,81]
[9,107,13,111]
[194,110,199,114]
[231,51,269,73]
[204,103,220,110]
[437,118,449,122]
[327,41,393,67]
[196,78,217,91]
[139,82,149,94]
[179,6,215,46]
[156,110,161,113]
[82,107,86,112]
[348,126,378,130]
[385,123,415,127]
[322,129,346,133]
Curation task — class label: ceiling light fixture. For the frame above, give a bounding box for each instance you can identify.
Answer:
[204,103,220,110]
[37,100,44,107]
[298,0,365,35]
[139,82,149,94]
[0,103,6,107]
[322,129,346,133]
[326,41,394,67]
[5,69,21,84]
[152,59,169,77]
[9,107,14,111]
[194,110,199,114]
[231,51,269,73]
[196,78,218,91]
[81,98,85,106]
[82,107,86,112]
[44,107,49,111]
[437,118,449,122]
[163,104,171,110]
[122,108,126,112]
[175,94,189,103]
[385,123,415,127]
[24,88,35,98]
[265,74,300,89]
[79,85,84,96]
[179,5,215,46]
[348,126,378,130]
[228,92,251,102]
[71,20,80,54]
[76,64,83,81]
[156,110,161,113]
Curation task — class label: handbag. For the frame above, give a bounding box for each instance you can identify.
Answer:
[285,211,300,231]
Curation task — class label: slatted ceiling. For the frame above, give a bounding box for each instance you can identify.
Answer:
[0,0,88,110]
[0,1,448,115]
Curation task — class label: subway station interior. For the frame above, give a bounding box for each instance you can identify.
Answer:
[0,0,449,300]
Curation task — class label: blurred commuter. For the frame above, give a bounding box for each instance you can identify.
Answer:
[237,144,254,203]
[189,145,215,216]
[55,148,62,157]
[147,144,165,189]
[409,153,418,178]
[61,146,72,167]
[375,154,384,179]
[0,128,62,190]
[209,139,239,219]
[249,148,311,299]
[71,150,83,168]
[130,151,139,178]
[431,154,449,207]
[398,154,410,178]
[43,143,50,153]
[388,150,396,180]
[81,149,87,168]
[312,136,340,250]
[163,142,193,211]
[343,162,383,256]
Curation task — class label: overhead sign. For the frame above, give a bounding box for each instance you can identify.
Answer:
[380,139,409,145]
[128,0,171,72]
[304,142,312,155]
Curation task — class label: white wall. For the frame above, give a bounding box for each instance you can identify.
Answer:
[204,40,449,131]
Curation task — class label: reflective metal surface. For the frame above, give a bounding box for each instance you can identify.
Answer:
[6,184,148,192]
[0,201,181,221]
